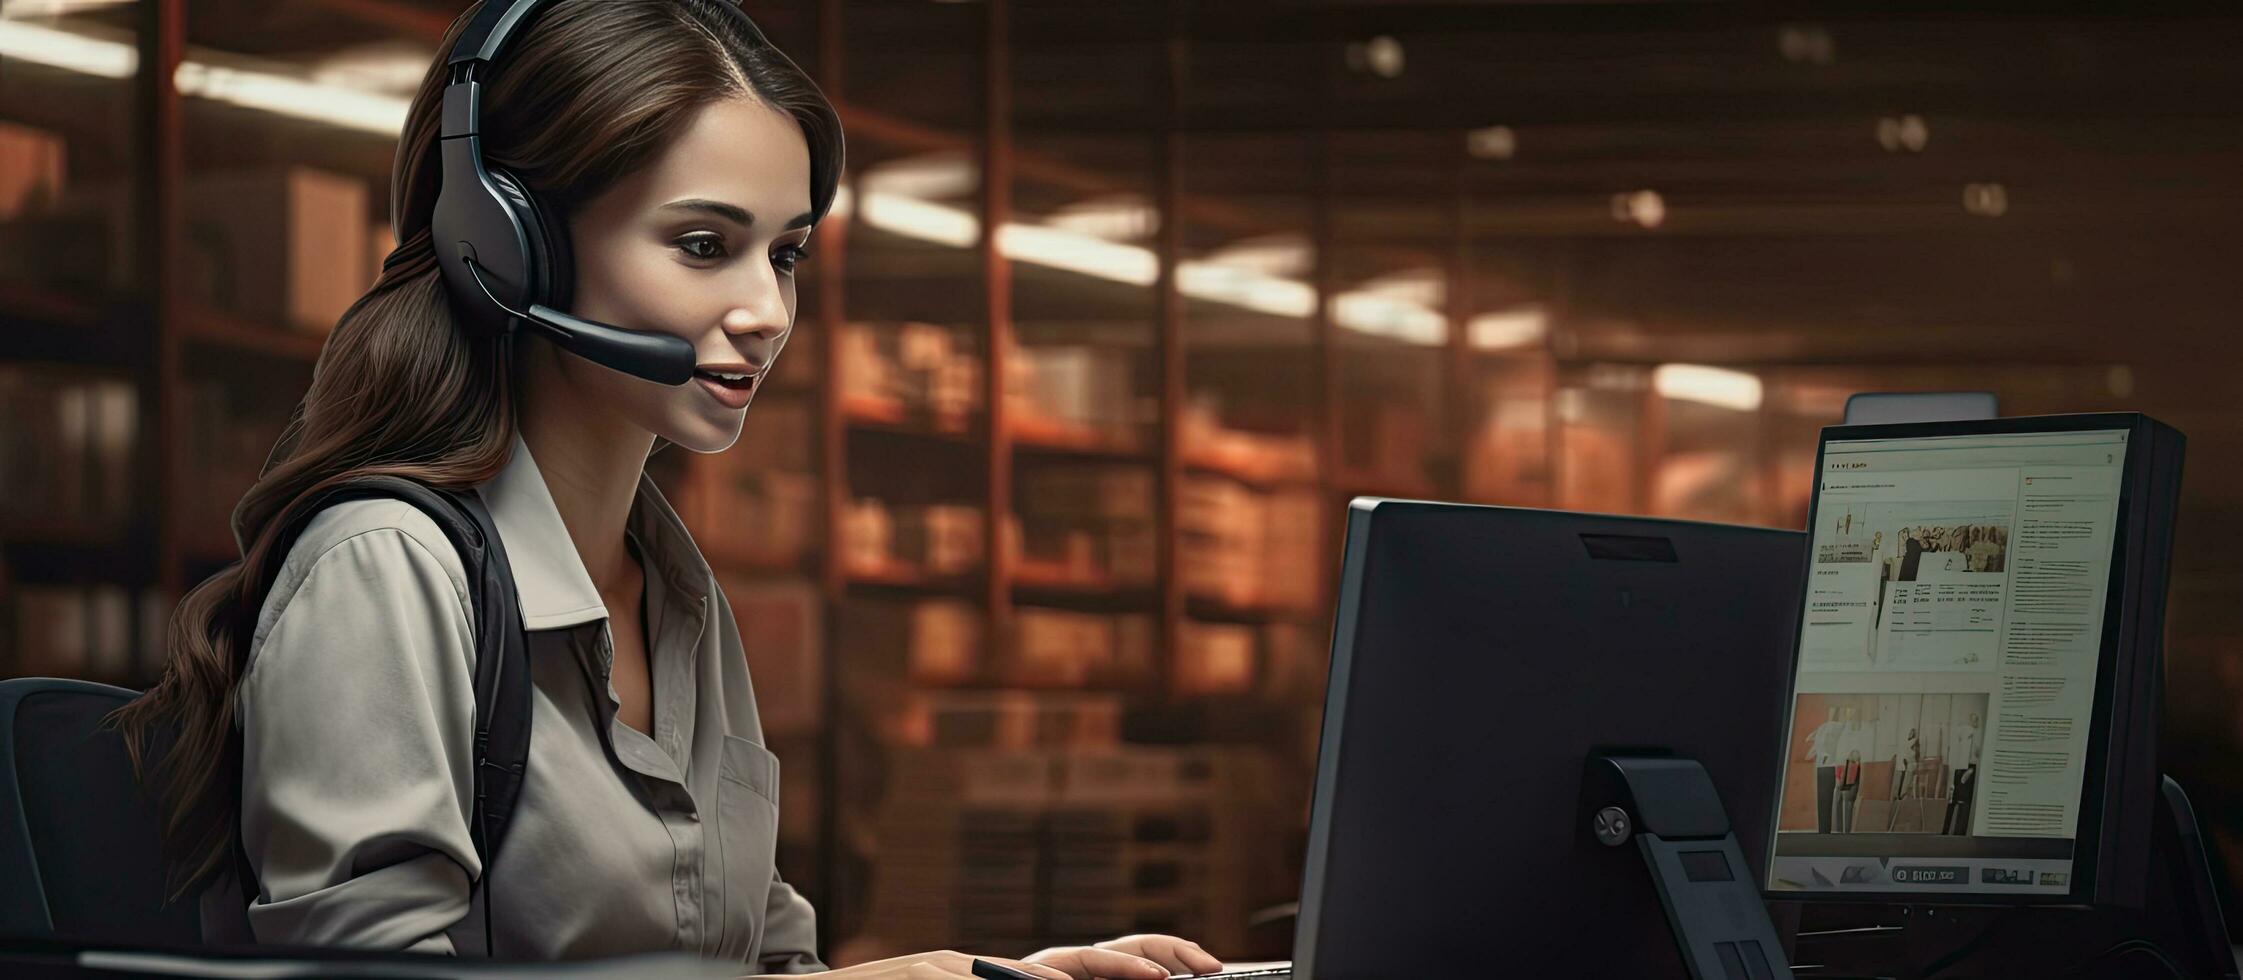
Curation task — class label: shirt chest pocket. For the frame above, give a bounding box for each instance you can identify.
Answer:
[715,734,781,958]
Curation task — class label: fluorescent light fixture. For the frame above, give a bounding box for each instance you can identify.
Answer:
[1203,234,1309,277]
[1331,291,1445,345]
[997,221,1158,285]
[857,189,980,248]
[861,152,977,200]
[1653,363,1764,411]
[1357,267,1444,307]
[1468,306,1549,350]
[1044,194,1157,241]
[1176,259,1317,319]
[1467,125,1517,161]
[1,0,135,16]
[0,19,135,78]
[1611,189,1666,229]
[0,19,411,134]
[852,188,1451,340]
[310,43,433,96]
[177,61,409,134]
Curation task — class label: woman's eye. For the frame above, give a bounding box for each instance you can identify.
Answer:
[774,244,812,274]
[676,234,728,261]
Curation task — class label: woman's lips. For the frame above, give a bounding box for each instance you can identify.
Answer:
[694,370,756,409]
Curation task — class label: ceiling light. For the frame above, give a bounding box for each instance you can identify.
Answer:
[1963,182,2008,217]
[0,20,411,134]
[856,189,980,247]
[997,222,1158,285]
[1357,267,1444,307]
[310,42,433,96]
[1467,125,1517,161]
[1778,24,1835,65]
[1044,194,1158,241]
[0,18,135,78]
[1654,364,1763,411]
[1876,114,1929,153]
[1,0,136,15]
[1610,189,1666,229]
[1202,234,1310,278]
[177,61,409,134]
[2106,365,2133,398]
[860,151,977,200]
[1330,291,1445,345]
[1346,36,1406,79]
[1468,306,1549,350]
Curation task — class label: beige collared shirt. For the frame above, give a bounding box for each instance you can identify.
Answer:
[222,434,823,971]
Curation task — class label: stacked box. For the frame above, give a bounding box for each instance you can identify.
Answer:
[10,585,136,680]
[840,321,981,430]
[1014,466,1156,587]
[1006,608,1155,688]
[1178,398,1317,484]
[1173,621,1256,697]
[0,367,136,527]
[1178,476,1259,607]
[180,167,370,333]
[844,498,985,578]
[1005,345,1145,448]
[862,748,1289,956]
[1178,476,1320,612]
[0,120,66,220]
[0,180,125,292]
[864,751,1053,951]
[833,597,984,687]
[680,401,818,566]
[895,503,982,575]
[896,691,1123,750]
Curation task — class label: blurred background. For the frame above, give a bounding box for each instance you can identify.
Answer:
[3,0,2241,964]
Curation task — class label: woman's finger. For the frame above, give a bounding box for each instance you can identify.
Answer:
[1096,935,1223,976]
[1173,941,1225,975]
[1067,947,1171,979]
[984,957,1077,980]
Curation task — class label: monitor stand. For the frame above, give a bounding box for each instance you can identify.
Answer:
[2153,775,2240,979]
[1585,755,1797,980]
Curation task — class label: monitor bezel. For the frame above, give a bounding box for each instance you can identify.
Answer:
[1763,411,2147,907]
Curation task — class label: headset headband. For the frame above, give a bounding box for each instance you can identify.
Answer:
[448,0,556,71]
[449,0,748,70]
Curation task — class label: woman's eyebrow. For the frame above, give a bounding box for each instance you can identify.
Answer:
[660,198,815,230]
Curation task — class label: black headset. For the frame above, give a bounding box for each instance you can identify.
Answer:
[432,0,757,387]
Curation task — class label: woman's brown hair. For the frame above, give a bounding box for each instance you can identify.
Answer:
[108,0,843,899]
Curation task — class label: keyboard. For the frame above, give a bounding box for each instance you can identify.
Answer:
[1172,970,1290,979]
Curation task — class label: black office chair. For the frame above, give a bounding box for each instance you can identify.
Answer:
[0,677,203,944]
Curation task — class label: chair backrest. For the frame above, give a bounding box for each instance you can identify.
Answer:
[0,677,203,944]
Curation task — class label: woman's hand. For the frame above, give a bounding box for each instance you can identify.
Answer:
[1024,934,1225,979]
[748,950,1073,979]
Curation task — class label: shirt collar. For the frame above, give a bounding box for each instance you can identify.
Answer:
[477,432,712,632]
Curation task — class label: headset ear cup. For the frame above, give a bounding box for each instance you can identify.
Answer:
[530,188,575,312]
[486,167,560,310]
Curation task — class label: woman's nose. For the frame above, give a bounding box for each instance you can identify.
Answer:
[721,295,787,343]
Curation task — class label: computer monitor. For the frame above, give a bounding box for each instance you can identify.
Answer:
[1764,413,2184,907]
[1291,502,1805,978]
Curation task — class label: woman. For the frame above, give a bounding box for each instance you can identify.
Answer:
[109,3,1221,978]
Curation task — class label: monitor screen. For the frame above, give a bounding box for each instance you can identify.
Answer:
[1767,426,2131,897]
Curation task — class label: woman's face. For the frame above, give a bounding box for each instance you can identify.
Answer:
[544,95,815,454]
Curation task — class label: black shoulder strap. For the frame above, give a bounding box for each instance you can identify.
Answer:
[232,475,531,937]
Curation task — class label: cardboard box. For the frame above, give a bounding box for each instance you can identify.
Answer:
[181,167,370,333]
[0,120,66,220]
